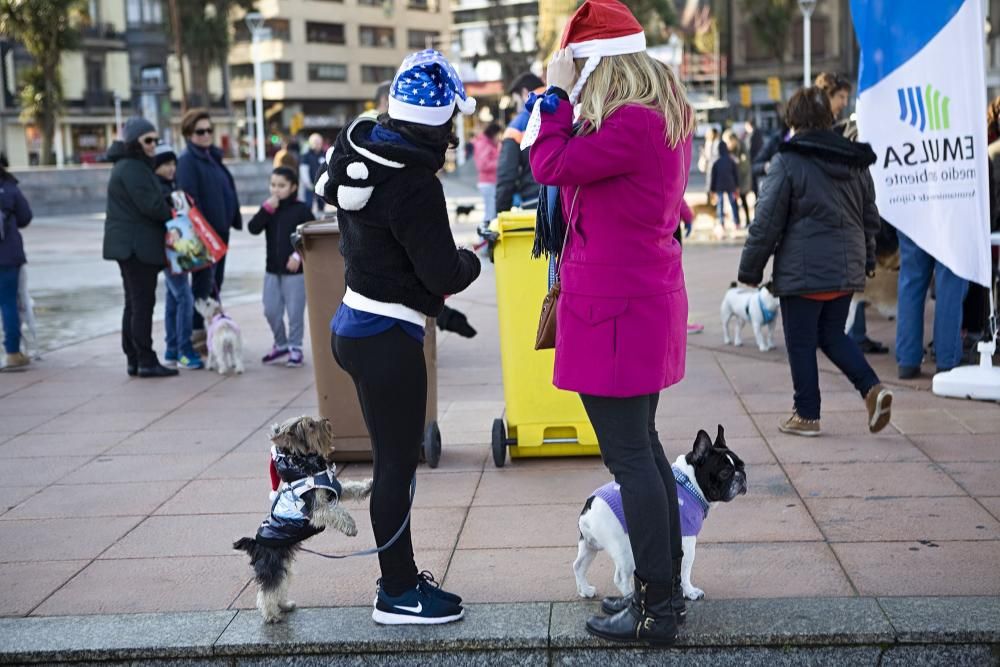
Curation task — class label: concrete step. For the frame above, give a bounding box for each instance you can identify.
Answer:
[2,597,997,665]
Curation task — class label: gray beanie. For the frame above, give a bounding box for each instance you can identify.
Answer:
[123,117,157,144]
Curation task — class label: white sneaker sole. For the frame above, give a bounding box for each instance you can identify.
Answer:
[778,424,821,437]
[371,608,465,625]
[869,390,893,433]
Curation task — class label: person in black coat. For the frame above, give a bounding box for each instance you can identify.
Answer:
[102,118,177,378]
[738,87,892,438]
[323,50,480,625]
[0,154,33,371]
[710,140,741,229]
[496,71,545,213]
[248,166,315,367]
[176,108,242,333]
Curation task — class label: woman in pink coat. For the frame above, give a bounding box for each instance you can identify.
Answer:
[527,0,695,646]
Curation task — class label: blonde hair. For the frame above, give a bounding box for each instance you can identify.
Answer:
[575,52,695,148]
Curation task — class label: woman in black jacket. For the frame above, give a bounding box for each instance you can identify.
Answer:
[102,118,176,378]
[324,50,481,626]
[738,87,892,437]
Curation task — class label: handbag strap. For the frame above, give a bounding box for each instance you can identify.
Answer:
[555,186,581,279]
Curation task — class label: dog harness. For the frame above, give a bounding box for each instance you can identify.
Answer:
[206,313,240,354]
[745,293,777,325]
[256,447,343,547]
[673,467,710,537]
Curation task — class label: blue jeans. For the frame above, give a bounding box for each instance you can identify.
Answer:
[478,183,497,225]
[715,191,739,227]
[164,270,194,357]
[896,231,969,370]
[781,295,880,420]
[0,266,20,354]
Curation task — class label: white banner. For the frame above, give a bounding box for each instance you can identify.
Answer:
[852,0,992,286]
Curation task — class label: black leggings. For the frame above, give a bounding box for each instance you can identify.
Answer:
[332,326,425,596]
[580,392,681,585]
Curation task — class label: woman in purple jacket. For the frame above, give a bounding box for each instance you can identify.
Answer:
[527,0,695,647]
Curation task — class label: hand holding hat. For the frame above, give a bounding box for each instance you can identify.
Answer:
[547,48,577,93]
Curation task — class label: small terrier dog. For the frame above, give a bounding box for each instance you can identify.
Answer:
[574,426,747,604]
[194,297,244,375]
[234,416,373,623]
[720,281,780,352]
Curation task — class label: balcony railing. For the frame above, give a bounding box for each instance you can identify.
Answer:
[82,22,122,40]
[84,89,115,108]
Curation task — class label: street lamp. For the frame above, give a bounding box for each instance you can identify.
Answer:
[245,12,267,162]
[799,0,817,88]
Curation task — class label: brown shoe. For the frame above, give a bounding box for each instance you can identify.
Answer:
[865,383,893,433]
[1,352,30,372]
[778,412,821,437]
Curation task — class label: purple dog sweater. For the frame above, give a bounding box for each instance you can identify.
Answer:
[591,470,709,537]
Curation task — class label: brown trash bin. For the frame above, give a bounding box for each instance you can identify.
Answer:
[297,218,442,466]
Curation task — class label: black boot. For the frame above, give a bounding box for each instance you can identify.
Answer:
[671,557,686,624]
[602,559,686,624]
[586,575,678,646]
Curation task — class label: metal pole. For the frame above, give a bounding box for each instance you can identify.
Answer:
[245,96,254,159]
[252,34,265,162]
[114,93,122,135]
[168,0,188,113]
[803,11,812,87]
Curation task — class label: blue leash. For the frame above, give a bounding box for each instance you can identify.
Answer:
[298,474,416,560]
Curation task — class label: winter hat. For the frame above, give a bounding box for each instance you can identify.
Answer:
[153,143,177,168]
[520,0,646,150]
[122,117,157,144]
[387,49,476,126]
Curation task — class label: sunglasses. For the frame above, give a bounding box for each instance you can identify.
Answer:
[141,136,159,145]
[194,127,214,136]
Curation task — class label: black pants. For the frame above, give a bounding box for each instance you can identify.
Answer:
[332,327,425,596]
[781,295,880,420]
[739,191,751,226]
[117,257,161,367]
[192,245,228,330]
[580,392,681,585]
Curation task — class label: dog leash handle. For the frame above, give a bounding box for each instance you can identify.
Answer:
[300,473,416,560]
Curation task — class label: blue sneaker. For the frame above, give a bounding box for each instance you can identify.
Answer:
[417,571,463,606]
[372,582,464,625]
[178,352,204,370]
[163,350,178,368]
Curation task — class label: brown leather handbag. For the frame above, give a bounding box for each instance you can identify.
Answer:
[534,188,579,350]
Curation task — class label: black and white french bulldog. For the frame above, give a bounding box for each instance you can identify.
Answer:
[573,426,747,602]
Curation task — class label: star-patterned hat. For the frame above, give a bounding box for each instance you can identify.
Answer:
[387,50,477,126]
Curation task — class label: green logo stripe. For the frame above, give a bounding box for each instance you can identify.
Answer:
[926,85,937,131]
[941,95,950,130]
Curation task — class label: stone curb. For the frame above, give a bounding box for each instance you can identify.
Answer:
[1,597,997,665]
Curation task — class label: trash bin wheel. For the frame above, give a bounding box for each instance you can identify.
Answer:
[491,418,507,468]
[423,422,442,469]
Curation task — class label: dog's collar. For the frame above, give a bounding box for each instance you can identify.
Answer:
[672,467,710,518]
[745,293,777,325]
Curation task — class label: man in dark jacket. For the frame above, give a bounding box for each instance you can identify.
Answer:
[103,118,177,378]
[176,108,242,332]
[495,72,545,213]
[710,141,741,229]
[739,87,891,438]
[0,154,33,371]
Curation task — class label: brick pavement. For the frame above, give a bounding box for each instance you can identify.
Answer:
[1,244,998,618]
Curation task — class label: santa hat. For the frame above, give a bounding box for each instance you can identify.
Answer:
[520,0,646,150]
[387,49,477,126]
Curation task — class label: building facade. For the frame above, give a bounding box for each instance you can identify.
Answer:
[0,0,229,167]
[227,0,451,143]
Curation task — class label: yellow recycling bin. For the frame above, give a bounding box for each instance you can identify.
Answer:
[490,211,600,466]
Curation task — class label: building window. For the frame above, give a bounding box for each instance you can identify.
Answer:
[358,0,385,6]
[230,62,293,81]
[408,0,429,10]
[407,29,439,50]
[306,21,347,44]
[361,64,397,83]
[308,63,348,82]
[359,25,395,48]
[85,54,105,92]
[127,0,163,25]
[233,18,291,42]
[791,16,829,59]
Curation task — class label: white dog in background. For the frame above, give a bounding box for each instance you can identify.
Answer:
[194,297,244,375]
[721,281,780,352]
[17,266,40,360]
